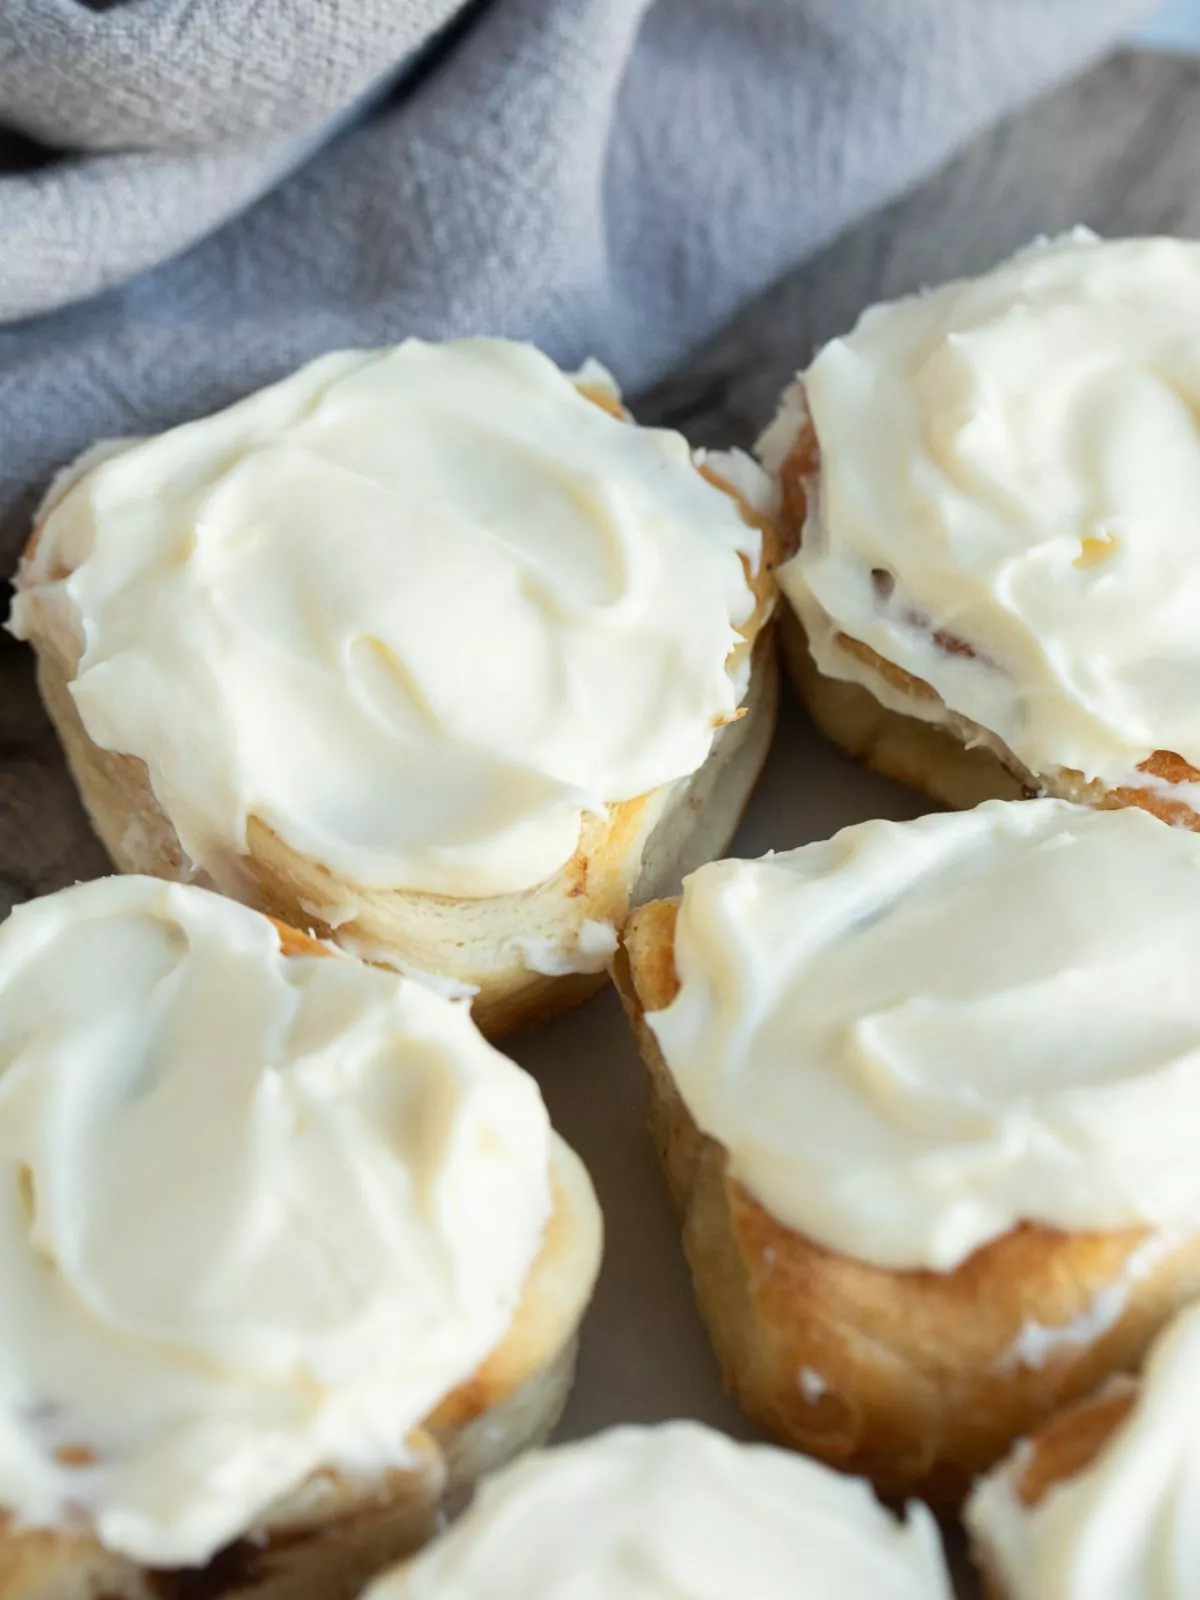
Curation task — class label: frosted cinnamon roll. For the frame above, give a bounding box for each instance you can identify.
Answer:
[365,1422,952,1599]
[967,1302,1200,1599]
[760,231,1200,820]
[615,799,1200,1505]
[9,338,782,1036]
[0,876,601,1600]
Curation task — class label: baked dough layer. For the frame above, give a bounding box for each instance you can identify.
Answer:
[967,1387,1135,1600]
[615,899,1200,1507]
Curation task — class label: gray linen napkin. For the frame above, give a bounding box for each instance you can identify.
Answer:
[0,0,1143,564]
[0,0,1149,911]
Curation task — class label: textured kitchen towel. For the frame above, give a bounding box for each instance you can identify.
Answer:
[0,0,1143,562]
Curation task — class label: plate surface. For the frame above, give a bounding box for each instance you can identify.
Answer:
[509,686,982,1589]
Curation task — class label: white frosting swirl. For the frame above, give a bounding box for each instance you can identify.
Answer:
[773,231,1200,786]
[0,876,553,1565]
[967,1303,1200,1599]
[648,799,1200,1270]
[10,338,761,898]
[369,1422,951,1599]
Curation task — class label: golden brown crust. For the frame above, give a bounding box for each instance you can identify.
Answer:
[574,386,628,421]
[968,1386,1138,1600]
[269,919,330,959]
[616,899,1200,1508]
[1008,1385,1135,1510]
[775,414,816,544]
[17,430,781,1041]
[701,464,791,653]
[776,427,1200,826]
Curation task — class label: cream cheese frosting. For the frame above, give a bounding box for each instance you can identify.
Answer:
[367,1422,951,1599]
[769,231,1200,787]
[0,875,555,1565]
[967,1303,1200,1599]
[10,337,763,899]
[647,799,1200,1271]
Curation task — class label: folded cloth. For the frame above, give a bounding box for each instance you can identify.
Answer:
[0,0,1142,563]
